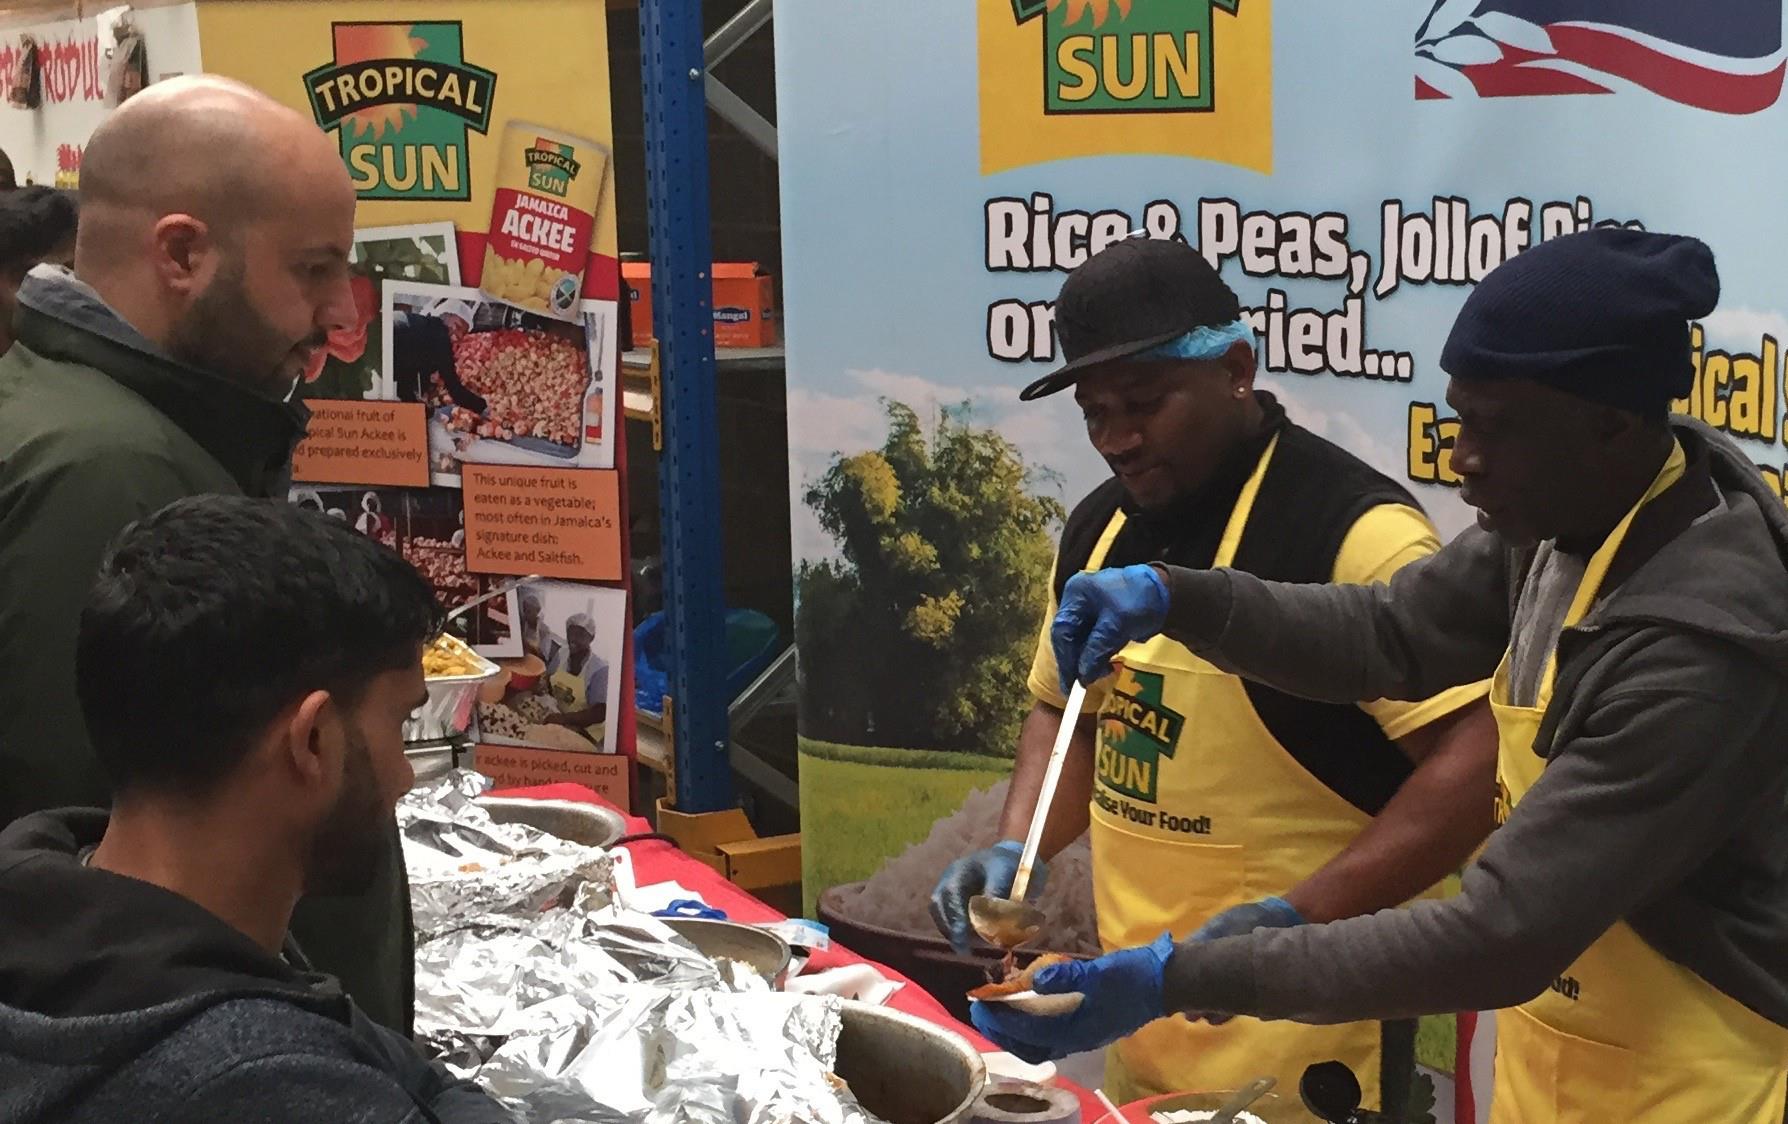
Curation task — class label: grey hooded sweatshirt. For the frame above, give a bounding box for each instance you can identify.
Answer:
[0,810,514,1124]
[1157,418,1788,1028]
[0,266,416,1039]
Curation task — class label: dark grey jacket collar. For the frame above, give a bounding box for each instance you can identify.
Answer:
[15,267,309,497]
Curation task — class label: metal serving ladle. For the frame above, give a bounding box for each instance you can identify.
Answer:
[968,679,1089,951]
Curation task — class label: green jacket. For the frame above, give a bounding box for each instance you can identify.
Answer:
[0,269,415,1036]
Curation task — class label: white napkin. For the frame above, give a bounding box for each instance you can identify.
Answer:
[621,876,706,915]
[981,1052,1058,1086]
[784,963,904,1006]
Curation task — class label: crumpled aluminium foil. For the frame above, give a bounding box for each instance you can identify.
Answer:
[474,989,885,1124]
[398,770,617,939]
[402,771,886,1124]
[414,902,726,1044]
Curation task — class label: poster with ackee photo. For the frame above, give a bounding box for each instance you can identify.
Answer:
[403,489,524,657]
[288,485,521,658]
[296,223,461,403]
[382,280,617,487]
[204,0,638,763]
[476,580,626,756]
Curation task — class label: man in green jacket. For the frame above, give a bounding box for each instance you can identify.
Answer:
[0,76,418,1035]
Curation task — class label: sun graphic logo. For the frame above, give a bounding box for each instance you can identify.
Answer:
[979,0,1272,175]
[1095,664,1184,803]
[303,22,497,201]
[524,138,581,199]
[1011,0,1237,113]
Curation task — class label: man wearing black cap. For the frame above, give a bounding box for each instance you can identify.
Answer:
[932,237,1496,1111]
[973,228,1788,1122]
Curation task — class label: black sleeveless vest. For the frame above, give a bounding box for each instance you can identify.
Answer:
[1052,394,1424,815]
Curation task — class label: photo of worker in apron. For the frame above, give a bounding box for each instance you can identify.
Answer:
[545,610,610,748]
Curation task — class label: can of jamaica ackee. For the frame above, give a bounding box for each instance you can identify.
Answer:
[479,120,610,319]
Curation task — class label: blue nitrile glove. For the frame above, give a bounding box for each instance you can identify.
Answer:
[1192,896,1304,942]
[1052,565,1171,696]
[970,932,1175,1064]
[1188,896,1304,1025]
[929,841,1049,956]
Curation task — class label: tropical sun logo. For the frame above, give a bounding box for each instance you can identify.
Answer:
[1050,0,1132,29]
[979,0,1270,176]
[1007,0,1240,114]
[330,23,429,139]
[1095,664,1182,803]
[303,20,497,201]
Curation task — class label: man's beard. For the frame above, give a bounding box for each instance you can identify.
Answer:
[165,254,323,399]
[304,725,390,898]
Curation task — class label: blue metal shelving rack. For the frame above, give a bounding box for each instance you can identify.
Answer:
[639,0,736,814]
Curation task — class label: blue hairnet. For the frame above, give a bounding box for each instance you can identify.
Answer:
[1134,318,1256,362]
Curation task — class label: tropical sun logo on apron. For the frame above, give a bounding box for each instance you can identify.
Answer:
[1096,665,1184,802]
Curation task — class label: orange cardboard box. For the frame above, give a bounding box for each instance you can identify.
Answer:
[621,261,778,349]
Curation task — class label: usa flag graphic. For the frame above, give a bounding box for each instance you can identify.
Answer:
[1415,0,1786,114]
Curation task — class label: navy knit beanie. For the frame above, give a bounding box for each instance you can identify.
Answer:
[1440,228,1719,414]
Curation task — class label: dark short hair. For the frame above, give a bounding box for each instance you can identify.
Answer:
[77,496,443,798]
[0,186,76,277]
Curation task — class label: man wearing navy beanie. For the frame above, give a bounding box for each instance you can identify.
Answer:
[1441,226,1719,418]
[975,229,1788,1122]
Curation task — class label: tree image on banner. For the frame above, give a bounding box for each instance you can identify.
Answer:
[796,401,1063,757]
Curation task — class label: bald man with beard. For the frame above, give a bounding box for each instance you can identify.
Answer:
[0,77,419,1035]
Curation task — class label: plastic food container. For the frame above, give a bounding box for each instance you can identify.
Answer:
[407,641,502,745]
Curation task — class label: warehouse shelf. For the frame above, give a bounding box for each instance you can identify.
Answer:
[622,343,787,449]
[639,0,785,820]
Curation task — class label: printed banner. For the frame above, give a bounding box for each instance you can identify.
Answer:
[196,0,619,294]
[196,0,632,761]
[0,2,633,768]
[781,0,1787,1105]
[0,5,204,187]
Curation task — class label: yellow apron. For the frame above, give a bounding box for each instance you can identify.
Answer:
[1488,444,1788,1123]
[1090,435,1394,1107]
[549,661,606,747]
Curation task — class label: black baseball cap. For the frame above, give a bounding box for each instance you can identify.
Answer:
[1020,237,1242,401]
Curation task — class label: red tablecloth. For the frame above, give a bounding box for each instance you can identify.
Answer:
[494,782,1106,1121]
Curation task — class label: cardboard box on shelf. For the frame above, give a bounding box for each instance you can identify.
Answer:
[621,260,778,349]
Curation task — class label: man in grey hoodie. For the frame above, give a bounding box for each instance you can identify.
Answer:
[972,229,1788,1122]
[0,496,512,1124]
[0,74,414,1035]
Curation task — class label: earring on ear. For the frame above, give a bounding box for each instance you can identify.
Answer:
[1235,388,1248,399]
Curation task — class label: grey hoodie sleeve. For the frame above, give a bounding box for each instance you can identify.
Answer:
[1160,524,1512,703]
[173,1052,512,1124]
[1162,629,1787,1022]
[353,1008,518,1124]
